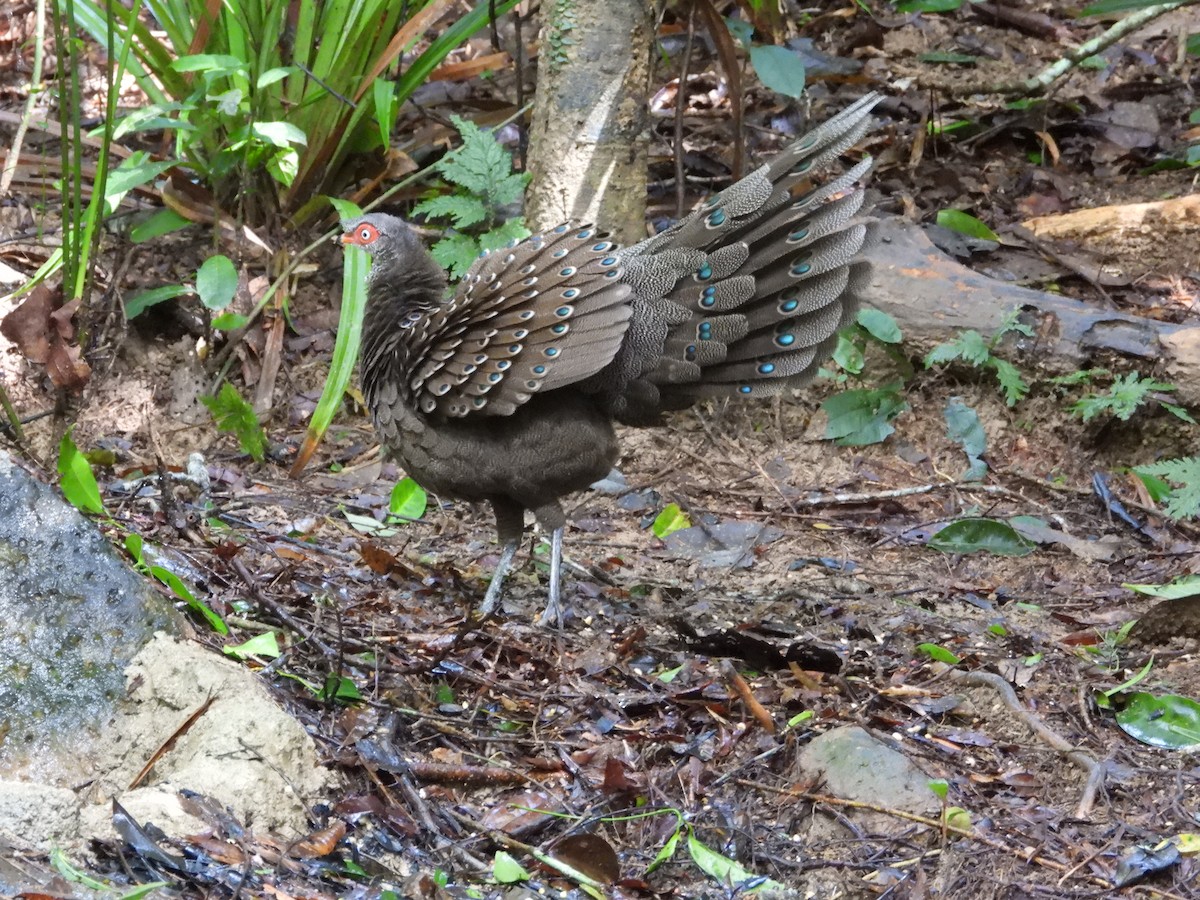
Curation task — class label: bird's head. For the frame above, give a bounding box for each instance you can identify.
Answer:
[341,213,429,284]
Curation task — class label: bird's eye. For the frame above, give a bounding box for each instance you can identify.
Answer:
[359,225,375,242]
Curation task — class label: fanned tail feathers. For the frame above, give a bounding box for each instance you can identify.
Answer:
[604,92,882,419]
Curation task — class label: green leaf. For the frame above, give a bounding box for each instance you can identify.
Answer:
[936,209,999,242]
[1081,0,1166,15]
[492,851,530,884]
[1112,692,1200,749]
[479,218,532,252]
[50,849,110,890]
[413,194,489,229]
[130,208,191,243]
[928,779,949,799]
[928,518,1035,557]
[170,53,246,75]
[211,312,250,331]
[822,387,907,446]
[321,673,363,704]
[104,152,176,213]
[251,121,307,148]
[944,397,987,481]
[1133,456,1200,520]
[646,824,683,874]
[256,66,295,89]
[436,116,530,207]
[430,231,484,279]
[748,45,805,98]
[831,332,864,375]
[988,357,1029,406]
[389,477,428,520]
[856,307,902,343]
[373,77,398,149]
[201,382,266,462]
[224,632,281,659]
[723,16,754,48]
[149,563,227,634]
[919,51,978,65]
[687,829,784,893]
[652,503,691,538]
[124,284,188,319]
[57,429,105,515]
[896,0,963,10]
[1123,575,1200,600]
[196,255,238,311]
[917,643,961,665]
[925,330,990,367]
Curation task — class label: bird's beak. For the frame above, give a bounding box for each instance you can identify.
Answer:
[338,232,353,245]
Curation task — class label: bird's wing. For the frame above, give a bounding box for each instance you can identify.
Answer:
[408,224,633,418]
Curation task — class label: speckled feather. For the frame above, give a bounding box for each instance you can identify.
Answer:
[345,91,882,556]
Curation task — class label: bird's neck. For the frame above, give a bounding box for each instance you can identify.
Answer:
[361,256,448,411]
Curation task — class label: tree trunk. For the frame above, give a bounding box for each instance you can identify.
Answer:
[525,0,653,243]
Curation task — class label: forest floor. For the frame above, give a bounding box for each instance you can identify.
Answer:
[2,2,1200,898]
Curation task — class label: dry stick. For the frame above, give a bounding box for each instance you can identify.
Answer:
[674,3,696,220]
[0,0,45,197]
[945,0,1199,96]
[950,669,1107,820]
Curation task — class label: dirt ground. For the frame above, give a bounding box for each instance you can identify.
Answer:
[3,1,1200,898]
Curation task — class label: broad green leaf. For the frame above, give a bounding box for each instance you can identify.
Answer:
[723,16,754,48]
[1081,0,1167,14]
[130,208,191,243]
[224,632,281,659]
[196,255,238,311]
[748,45,805,98]
[831,332,864,374]
[343,510,398,538]
[149,563,227,634]
[687,830,784,893]
[251,121,307,148]
[857,307,902,343]
[646,825,682,874]
[57,429,104,515]
[822,387,907,446]
[919,51,978,65]
[321,673,363,703]
[936,209,999,242]
[256,66,295,88]
[652,503,691,538]
[211,312,251,331]
[944,397,987,481]
[170,53,245,75]
[124,284,188,319]
[104,153,176,212]
[1112,692,1200,749]
[928,518,1035,557]
[1123,575,1200,600]
[917,643,961,665]
[389,477,428,520]
[896,0,963,10]
[493,851,530,883]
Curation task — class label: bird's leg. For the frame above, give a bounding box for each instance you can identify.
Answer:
[479,499,525,618]
[533,502,568,626]
[538,526,565,627]
[479,540,518,617]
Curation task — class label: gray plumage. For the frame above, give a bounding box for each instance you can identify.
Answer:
[341,92,883,623]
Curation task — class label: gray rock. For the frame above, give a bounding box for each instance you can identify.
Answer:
[0,449,184,778]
